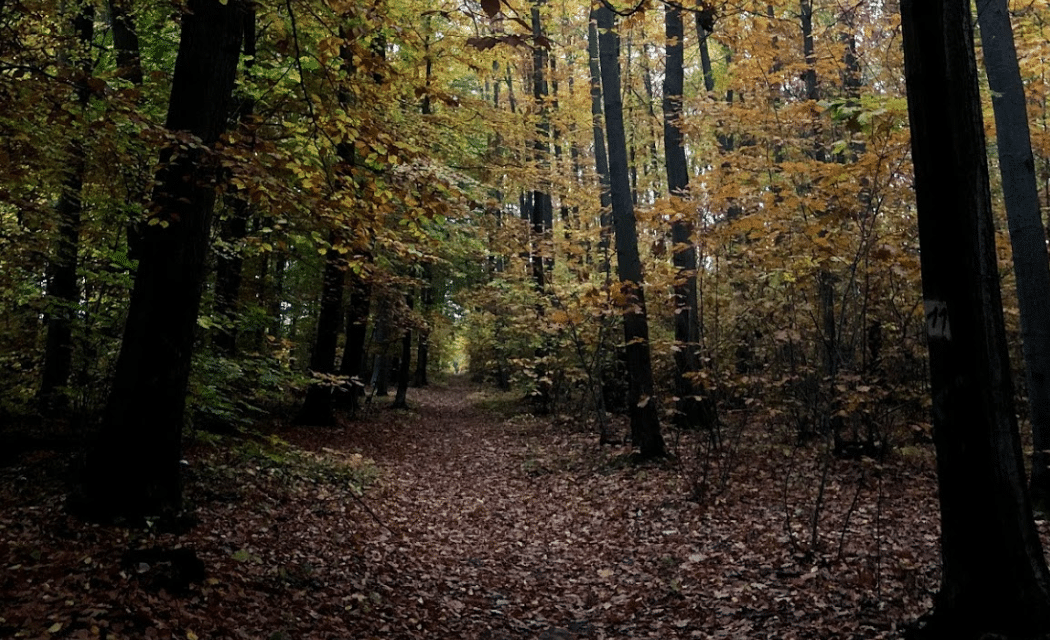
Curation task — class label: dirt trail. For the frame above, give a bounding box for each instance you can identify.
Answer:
[290,377,939,640]
[327,377,619,639]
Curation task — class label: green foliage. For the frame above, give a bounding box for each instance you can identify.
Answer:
[189,345,312,432]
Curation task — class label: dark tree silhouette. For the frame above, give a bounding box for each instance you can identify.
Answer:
[900,0,1050,634]
[78,0,246,520]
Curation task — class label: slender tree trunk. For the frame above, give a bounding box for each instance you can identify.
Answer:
[296,238,346,425]
[262,250,286,344]
[530,1,553,287]
[212,9,256,357]
[39,3,94,413]
[597,3,665,459]
[336,271,371,410]
[529,2,553,412]
[393,294,413,409]
[371,306,391,397]
[212,204,247,356]
[413,34,435,388]
[588,14,613,279]
[639,40,661,199]
[975,0,1050,508]
[586,10,615,444]
[78,0,245,521]
[900,0,1050,634]
[696,11,716,95]
[415,263,432,387]
[107,0,142,86]
[663,2,713,430]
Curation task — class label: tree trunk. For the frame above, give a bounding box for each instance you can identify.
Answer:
[107,0,142,86]
[296,238,346,425]
[588,10,616,445]
[371,309,391,397]
[212,9,256,357]
[39,3,94,413]
[415,263,432,387]
[78,0,245,521]
[531,2,553,286]
[597,4,665,459]
[336,270,371,410]
[900,0,1050,634]
[975,0,1050,508]
[393,294,413,409]
[588,13,613,279]
[696,11,716,95]
[663,2,714,431]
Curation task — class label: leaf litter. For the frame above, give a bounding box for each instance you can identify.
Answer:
[3,377,1047,639]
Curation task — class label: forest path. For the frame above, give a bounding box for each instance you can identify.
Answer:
[329,376,634,639]
[280,376,933,640]
[285,374,751,639]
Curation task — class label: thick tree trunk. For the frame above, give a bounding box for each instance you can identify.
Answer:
[296,239,346,425]
[900,0,1050,634]
[596,4,665,459]
[78,0,245,521]
[975,0,1050,508]
[39,3,94,413]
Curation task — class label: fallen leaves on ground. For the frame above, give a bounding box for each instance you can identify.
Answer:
[2,376,1028,639]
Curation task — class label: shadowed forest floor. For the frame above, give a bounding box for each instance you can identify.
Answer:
[1,376,1015,639]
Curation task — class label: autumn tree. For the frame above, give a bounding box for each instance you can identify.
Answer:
[662,0,713,430]
[596,2,664,458]
[900,0,1050,634]
[77,0,247,520]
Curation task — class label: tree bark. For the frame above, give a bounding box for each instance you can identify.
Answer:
[975,0,1050,508]
[597,3,665,459]
[296,238,346,425]
[415,263,432,387]
[588,13,613,278]
[336,270,371,410]
[107,0,142,86]
[531,1,553,288]
[78,0,245,521]
[393,294,413,409]
[664,2,713,430]
[900,0,1050,634]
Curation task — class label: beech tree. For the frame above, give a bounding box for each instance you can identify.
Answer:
[662,0,712,430]
[596,2,664,458]
[77,0,246,520]
[900,0,1050,634]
